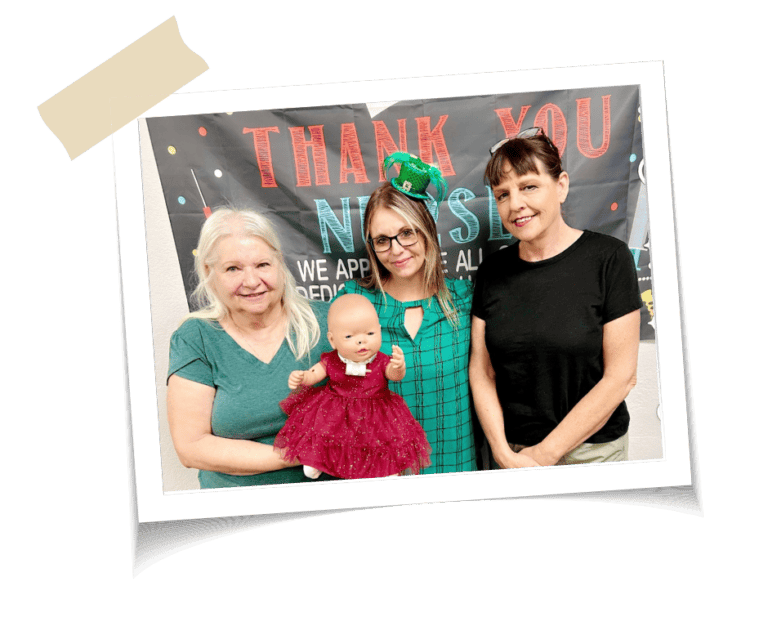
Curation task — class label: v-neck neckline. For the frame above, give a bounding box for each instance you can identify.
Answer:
[216,321,288,367]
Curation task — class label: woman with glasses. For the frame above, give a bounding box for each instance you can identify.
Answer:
[338,153,477,474]
[470,128,642,467]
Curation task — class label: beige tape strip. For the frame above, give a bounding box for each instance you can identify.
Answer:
[38,17,208,160]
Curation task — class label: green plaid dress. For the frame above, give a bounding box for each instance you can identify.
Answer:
[340,279,477,474]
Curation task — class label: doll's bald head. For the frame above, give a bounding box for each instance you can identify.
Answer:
[328,293,377,329]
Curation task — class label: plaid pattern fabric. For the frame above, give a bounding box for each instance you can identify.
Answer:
[341,279,477,473]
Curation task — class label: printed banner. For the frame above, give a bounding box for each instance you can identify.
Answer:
[146,84,655,338]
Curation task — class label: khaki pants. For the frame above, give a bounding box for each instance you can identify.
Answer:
[504,432,629,466]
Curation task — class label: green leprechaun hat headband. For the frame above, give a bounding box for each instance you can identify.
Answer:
[382,152,448,210]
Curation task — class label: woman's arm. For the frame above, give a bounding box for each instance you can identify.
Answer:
[469,316,541,468]
[167,374,296,475]
[288,361,327,389]
[520,309,641,466]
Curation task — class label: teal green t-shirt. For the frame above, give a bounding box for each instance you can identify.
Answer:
[168,300,333,488]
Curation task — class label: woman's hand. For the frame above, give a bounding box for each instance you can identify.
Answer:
[518,445,558,467]
[493,444,543,468]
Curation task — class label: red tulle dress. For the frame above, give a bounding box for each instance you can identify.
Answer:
[274,351,431,479]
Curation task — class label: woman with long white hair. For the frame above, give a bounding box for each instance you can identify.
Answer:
[166,208,332,488]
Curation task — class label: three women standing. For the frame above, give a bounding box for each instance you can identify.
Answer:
[168,132,641,486]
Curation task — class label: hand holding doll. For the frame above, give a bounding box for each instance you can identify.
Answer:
[273,294,431,480]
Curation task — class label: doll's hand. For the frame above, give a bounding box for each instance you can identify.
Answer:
[288,370,306,390]
[390,345,405,371]
[386,345,406,382]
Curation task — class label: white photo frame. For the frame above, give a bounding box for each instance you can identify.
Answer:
[114,61,690,524]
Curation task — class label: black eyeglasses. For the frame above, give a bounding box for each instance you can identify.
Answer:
[368,229,420,253]
[489,126,558,156]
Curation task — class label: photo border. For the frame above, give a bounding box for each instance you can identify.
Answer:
[114,62,690,524]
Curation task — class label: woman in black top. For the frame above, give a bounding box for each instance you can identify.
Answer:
[469,128,642,468]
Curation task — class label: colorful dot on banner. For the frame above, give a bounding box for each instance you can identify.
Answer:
[178,196,186,205]
[610,202,618,211]
[629,153,637,162]
[192,248,198,256]
[214,169,223,178]
[167,145,176,155]
[199,127,207,136]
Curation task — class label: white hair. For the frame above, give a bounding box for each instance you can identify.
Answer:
[186,207,320,361]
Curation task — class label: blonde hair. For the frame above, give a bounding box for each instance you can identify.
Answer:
[187,207,320,360]
[360,184,458,325]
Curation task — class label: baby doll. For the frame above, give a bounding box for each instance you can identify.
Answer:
[274,293,431,479]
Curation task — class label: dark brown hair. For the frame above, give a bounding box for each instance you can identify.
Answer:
[484,133,563,187]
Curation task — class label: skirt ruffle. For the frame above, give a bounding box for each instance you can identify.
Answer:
[275,387,431,479]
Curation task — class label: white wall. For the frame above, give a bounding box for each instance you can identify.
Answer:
[141,119,199,493]
[140,120,662,493]
[627,341,662,460]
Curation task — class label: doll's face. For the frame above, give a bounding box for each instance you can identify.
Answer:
[328,297,382,363]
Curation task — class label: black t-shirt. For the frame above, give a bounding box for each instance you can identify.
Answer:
[471,230,642,446]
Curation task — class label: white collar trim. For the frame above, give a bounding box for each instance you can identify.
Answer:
[338,352,376,376]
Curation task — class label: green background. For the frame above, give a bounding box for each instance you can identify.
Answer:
[9,1,765,642]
